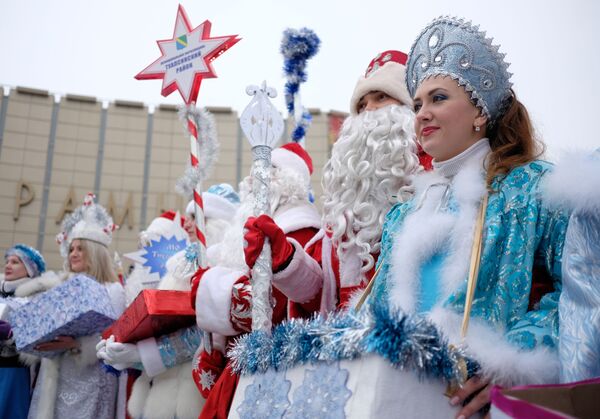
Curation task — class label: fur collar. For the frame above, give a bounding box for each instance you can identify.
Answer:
[14,271,64,298]
[388,163,487,312]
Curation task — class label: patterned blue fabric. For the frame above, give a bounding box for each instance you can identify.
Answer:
[372,161,569,353]
[237,369,291,419]
[559,209,600,382]
[156,325,202,369]
[9,274,117,355]
[285,363,351,419]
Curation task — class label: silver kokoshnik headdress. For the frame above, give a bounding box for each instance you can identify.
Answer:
[406,16,513,124]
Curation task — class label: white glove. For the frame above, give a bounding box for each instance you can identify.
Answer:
[95,338,108,360]
[97,335,141,369]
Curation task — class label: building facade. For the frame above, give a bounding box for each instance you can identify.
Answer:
[0,85,347,271]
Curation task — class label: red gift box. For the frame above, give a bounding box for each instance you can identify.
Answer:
[103,289,195,343]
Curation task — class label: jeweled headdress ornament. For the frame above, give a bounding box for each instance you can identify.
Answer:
[56,193,117,257]
[406,16,513,123]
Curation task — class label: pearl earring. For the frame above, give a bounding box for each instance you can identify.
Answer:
[474,125,481,132]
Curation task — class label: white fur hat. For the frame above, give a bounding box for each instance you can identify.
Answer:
[186,184,240,222]
[271,142,314,184]
[142,211,185,240]
[56,193,117,257]
[349,50,411,115]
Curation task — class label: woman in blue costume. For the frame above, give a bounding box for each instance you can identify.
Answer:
[1,244,56,419]
[370,17,569,418]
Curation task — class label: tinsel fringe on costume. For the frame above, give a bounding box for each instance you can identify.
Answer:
[228,303,478,383]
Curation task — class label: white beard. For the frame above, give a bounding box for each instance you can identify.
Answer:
[322,104,419,273]
[209,166,309,271]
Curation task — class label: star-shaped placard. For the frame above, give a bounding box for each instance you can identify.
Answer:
[135,4,240,104]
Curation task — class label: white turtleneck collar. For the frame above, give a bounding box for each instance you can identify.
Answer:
[432,138,491,179]
[1,276,35,295]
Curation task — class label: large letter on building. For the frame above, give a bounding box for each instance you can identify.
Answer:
[107,191,135,229]
[13,181,34,221]
[55,186,77,224]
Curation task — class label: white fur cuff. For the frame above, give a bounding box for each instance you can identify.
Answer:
[428,307,559,386]
[195,266,242,336]
[543,151,600,212]
[273,239,323,303]
[137,337,166,377]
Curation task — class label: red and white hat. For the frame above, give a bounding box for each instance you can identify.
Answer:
[349,50,411,115]
[271,143,313,184]
[140,210,187,244]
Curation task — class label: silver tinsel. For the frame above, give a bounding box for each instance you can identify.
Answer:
[175,106,219,199]
[229,303,478,384]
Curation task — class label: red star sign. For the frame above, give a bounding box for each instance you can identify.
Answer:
[135,4,240,104]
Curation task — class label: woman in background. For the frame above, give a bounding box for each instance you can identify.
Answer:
[28,194,125,419]
[1,244,56,419]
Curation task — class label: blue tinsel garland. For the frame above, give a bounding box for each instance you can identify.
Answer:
[229,303,479,383]
[280,28,321,142]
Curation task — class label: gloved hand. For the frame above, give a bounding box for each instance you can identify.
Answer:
[243,215,294,272]
[95,338,107,359]
[97,335,141,370]
[190,267,209,309]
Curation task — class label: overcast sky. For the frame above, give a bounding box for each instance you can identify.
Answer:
[1,0,599,158]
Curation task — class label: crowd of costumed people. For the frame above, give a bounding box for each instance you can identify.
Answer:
[2,14,599,419]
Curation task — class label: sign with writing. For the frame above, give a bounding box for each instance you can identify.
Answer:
[135,4,240,104]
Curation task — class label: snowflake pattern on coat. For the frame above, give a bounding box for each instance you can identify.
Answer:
[285,363,351,419]
[237,369,291,419]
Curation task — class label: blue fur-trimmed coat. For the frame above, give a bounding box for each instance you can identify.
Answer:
[371,159,570,386]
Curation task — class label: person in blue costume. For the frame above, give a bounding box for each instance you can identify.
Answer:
[369,16,570,418]
[1,244,56,419]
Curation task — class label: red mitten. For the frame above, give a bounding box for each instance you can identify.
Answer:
[190,266,209,309]
[243,214,294,271]
[192,348,226,399]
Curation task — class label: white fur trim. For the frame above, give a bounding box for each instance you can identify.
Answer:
[131,362,203,419]
[273,202,322,233]
[137,337,167,377]
[73,334,103,367]
[388,165,486,312]
[428,307,559,386]
[105,282,126,317]
[144,217,181,239]
[18,351,39,367]
[142,366,179,419]
[128,372,151,419]
[272,238,323,303]
[542,151,600,212]
[175,361,205,419]
[203,191,238,221]
[195,266,244,336]
[349,61,411,115]
[31,357,60,419]
[339,246,364,288]
[272,147,310,184]
[116,373,128,419]
[185,200,195,215]
[14,271,63,298]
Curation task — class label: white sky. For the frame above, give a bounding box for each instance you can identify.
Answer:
[1,0,599,158]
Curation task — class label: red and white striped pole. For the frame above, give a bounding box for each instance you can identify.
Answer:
[187,105,207,269]
[187,104,212,353]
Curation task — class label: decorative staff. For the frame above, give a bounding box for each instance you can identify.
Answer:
[135,4,239,265]
[135,4,239,350]
[280,28,320,146]
[239,81,284,332]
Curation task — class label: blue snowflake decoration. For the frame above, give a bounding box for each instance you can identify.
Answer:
[237,369,291,419]
[285,363,351,419]
[185,242,200,263]
[141,236,188,277]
